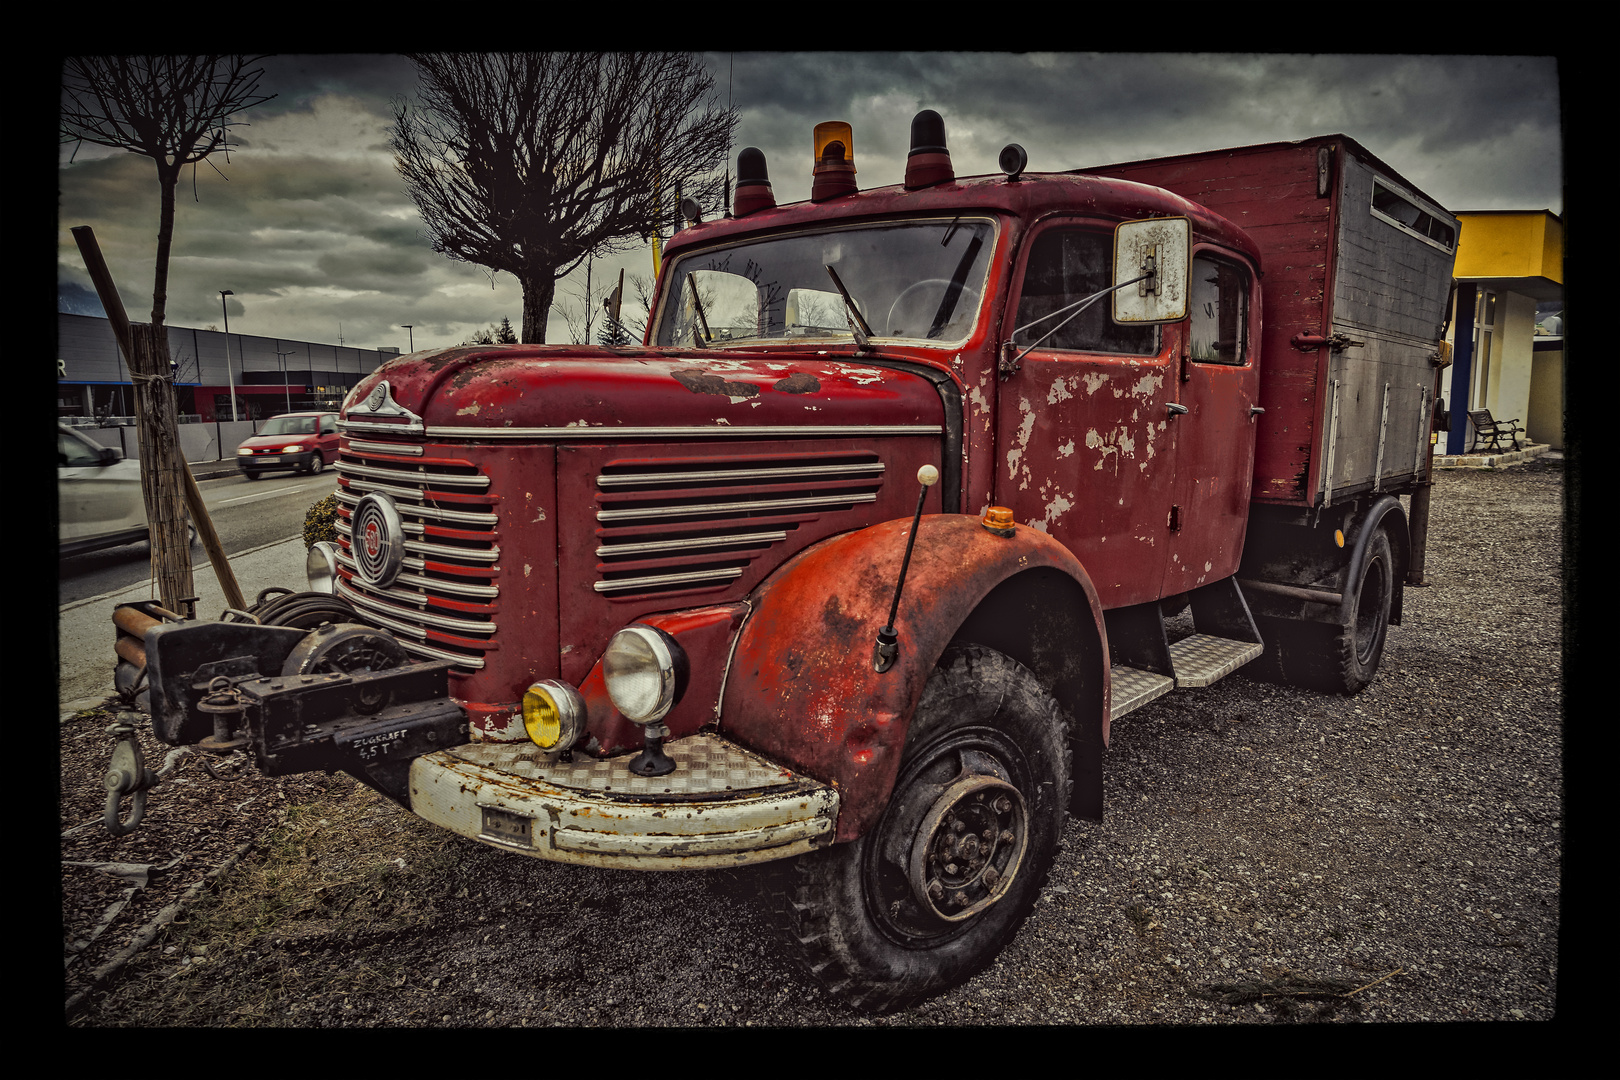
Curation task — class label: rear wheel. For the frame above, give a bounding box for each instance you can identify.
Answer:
[770,646,1070,1010]
[1257,528,1394,695]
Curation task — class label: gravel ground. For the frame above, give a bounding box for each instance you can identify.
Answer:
[60,455,1567,1027]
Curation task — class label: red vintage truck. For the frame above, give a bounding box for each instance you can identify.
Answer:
[110,112,1458,1009]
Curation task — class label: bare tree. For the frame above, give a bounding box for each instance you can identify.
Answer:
[61,56,272,611]
[391,53,736,344]
[61,56,274,330]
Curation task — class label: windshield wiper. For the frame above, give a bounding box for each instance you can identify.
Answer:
[688,284,713,347]
[927,233,984,339]
[824,265,873,349]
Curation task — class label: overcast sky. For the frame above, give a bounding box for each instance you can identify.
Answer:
[56,53,1563,355]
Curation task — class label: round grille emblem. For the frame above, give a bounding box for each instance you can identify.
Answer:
[352,492,405,587]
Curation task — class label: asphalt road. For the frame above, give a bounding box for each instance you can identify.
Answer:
[57,469,338,607]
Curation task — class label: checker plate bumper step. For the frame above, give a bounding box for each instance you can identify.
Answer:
[409,733,840,869]
[1110,634,1263,721]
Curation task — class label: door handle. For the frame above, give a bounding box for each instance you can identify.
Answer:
[1166,403,1189,417]
[1249,406,1266,416]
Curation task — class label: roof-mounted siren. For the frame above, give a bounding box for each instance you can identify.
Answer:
[811,121,858,202]
[904,109,954,189]
[733,147,776,217]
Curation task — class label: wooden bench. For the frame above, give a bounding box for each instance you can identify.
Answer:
[1467,409,1523,453]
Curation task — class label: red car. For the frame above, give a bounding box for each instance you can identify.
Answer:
[235,412,339,479]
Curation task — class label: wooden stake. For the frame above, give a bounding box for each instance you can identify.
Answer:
[71,225,245,611]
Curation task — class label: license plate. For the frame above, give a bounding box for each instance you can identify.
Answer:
[480,805,534,847]
[258,455,280,463]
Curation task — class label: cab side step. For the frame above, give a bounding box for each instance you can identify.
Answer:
[1106,579,1263,721]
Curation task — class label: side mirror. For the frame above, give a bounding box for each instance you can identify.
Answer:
[1112,217,1190,324]
[97,445,123,465]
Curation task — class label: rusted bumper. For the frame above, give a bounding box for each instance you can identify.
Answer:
[408,733,840,869]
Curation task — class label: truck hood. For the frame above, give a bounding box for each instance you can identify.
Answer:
[341,345,947,436]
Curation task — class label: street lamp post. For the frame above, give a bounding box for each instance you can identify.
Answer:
[276,347,296,414]
[220,290,239,422]
[403,324,415,352]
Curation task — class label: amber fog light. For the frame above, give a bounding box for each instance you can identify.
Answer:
[603,625,688,724]
[523,680,586,753]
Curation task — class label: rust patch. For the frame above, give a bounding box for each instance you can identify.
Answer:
[772,372,821,394]
[820,593,863,642]
[672,368,759,398]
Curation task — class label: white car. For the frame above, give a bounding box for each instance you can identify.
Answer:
[58,424,153,556]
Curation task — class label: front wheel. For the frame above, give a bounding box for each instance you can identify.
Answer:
[770,646,1070,1010]
[308,454,324,476]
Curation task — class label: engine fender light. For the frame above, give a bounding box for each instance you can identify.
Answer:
[981,506,1017,538]
[522,680,587,753]
[602,625,689,724]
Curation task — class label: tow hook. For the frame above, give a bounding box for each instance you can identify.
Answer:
[103,713,200,836]
[196,677,252,754]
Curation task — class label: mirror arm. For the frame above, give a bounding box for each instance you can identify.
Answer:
[1004,273,1150,371]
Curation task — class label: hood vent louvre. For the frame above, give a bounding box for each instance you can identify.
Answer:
[593,451,884,597]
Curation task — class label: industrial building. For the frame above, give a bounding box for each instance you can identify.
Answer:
[57,312,400,424]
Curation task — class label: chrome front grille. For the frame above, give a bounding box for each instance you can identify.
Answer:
[593,451,884,597]
[335,443,500,670]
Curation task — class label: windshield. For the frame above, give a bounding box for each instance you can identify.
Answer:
[654,218,996,348]
[259,416,316,436]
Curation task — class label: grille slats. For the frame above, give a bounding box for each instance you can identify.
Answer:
[592,451,884,598]
[337,444,500,671]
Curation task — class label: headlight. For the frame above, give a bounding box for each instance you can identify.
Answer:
[237,447,252,456]
[522,680,586,752]
[602,625,687,724]
[283,444,304,453]
[306,541,341,594]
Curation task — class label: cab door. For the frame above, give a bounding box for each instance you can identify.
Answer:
[1160,251,1261,595]
[994,223,1179,609]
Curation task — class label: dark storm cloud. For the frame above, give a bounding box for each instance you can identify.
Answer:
[714,53,1560,213]
[58,52,1560,351]
[253,54,417,121]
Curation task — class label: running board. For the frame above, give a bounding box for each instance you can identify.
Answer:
[1110,634,1264,721]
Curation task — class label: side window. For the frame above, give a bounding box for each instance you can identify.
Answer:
[59,430,104,467]
[1189,256,1250,365]
[1013,229,1157,355]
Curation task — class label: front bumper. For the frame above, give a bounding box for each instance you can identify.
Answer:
[409,733,840,870]
[241,448,317,469]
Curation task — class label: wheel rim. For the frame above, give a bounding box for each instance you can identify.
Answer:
[907,772,1028,922]
[1354,553,1389,664]
[863,729,1033,945]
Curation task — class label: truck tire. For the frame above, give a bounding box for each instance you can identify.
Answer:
[1258,527,1394,695]
[768,645,1070,1010]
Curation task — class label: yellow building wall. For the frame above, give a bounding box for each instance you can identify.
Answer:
[1453,213,1564,282]
[1490,291,1537,425]
[1529,350,1564,450]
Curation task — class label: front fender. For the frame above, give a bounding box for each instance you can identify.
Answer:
[720,514,1107,842]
